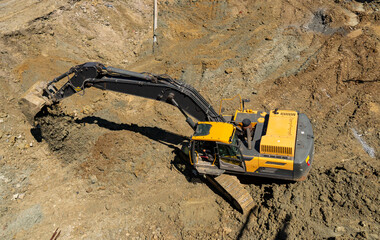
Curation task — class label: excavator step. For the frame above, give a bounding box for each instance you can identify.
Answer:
[205,174,255,214]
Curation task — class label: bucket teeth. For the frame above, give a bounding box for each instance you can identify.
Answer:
[19,81,49,125]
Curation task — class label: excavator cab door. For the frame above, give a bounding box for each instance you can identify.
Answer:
[217,144,245,173]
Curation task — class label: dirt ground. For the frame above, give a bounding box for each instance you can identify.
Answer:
[0,0,379,239]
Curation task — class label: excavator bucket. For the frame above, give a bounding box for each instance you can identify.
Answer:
[19,81,50,125]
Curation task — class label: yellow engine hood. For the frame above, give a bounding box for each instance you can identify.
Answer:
[260,110,298,157]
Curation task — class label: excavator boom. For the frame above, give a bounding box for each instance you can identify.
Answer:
[20,62,224,127]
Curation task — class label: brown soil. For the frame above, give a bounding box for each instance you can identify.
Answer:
[0,0,379,239]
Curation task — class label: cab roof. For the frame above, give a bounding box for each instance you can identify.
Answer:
[191,122,235,144]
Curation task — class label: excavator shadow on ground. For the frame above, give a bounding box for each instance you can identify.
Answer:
[31,110,294,235]
[31,113,295,214]
[30,112,189,146]
[75,116,189,147]
[74,116,252,211]
[30,112,258,213]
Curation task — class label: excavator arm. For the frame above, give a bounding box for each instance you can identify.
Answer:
[20,62,224,128]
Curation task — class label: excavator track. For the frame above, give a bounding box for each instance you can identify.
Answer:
[205,174,255,214]
[176,148,254,214]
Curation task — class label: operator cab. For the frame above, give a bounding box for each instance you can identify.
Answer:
[190,122,246,175]
[190,109,314,181]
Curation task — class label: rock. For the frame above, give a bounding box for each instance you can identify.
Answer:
[81,6,87,13]
[0,175,11,183]
[90,175,97,184]
[356,231,368,238]
[223,227,232,234]
[0,119,3,123]
[10,136,17,146]
[332,193,342,202]
[18,193,25,199]
[359,221,367,227]
[225,68,233,74]
[12,193,19,200]
[82,105,94,114]
[319,194,329,202]
[17,143,29,150]
[369,234,379,239]
[334,226,345,233]
[363,197,371,205]
[12,193,25,200]
[321,206,332,223]
[105,3,113,8]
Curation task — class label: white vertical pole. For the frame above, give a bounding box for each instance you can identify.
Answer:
[153,0,158,52]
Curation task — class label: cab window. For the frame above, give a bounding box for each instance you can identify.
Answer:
[218,144,243,166]
[194,141,215,151]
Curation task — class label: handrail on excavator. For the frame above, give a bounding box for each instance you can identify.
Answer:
[218,94,242,115]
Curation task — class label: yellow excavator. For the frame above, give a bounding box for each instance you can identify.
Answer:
[20,62,314,212]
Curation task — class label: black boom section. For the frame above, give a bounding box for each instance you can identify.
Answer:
[46,62,223,123]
